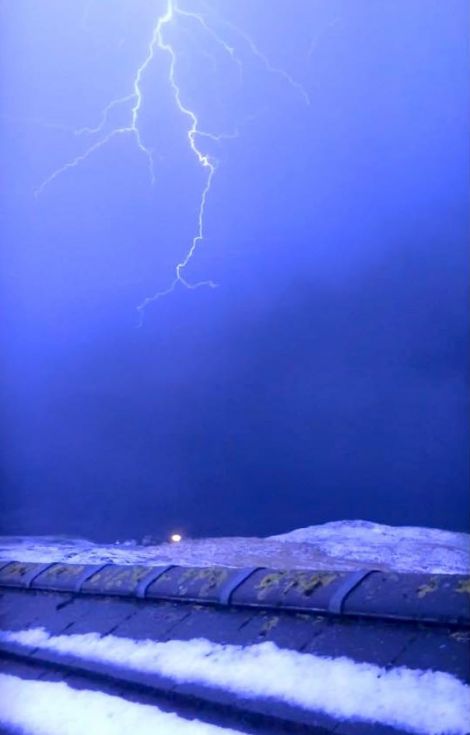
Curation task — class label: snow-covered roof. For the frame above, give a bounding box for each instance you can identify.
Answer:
[1,522,469,735]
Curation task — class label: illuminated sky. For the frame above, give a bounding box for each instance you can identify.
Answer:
[1,0,468,540]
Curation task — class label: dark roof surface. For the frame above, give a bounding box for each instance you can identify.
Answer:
[0,561,469,734]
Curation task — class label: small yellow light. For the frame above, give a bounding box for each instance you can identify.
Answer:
[170,533,182,543]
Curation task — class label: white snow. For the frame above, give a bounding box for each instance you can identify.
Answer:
[268,520,470,573]
[0,520,468,573]
[1,627,469,735]
[1,521,468,734]
[0,673,244,735]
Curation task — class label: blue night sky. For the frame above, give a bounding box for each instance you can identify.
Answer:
[1,0,468,540]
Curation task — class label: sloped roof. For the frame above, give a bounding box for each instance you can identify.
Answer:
[0,561,469,734]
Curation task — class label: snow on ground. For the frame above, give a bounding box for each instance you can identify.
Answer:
[0,673,244,735]
[1,627,469,735]
[0,520,468,573]
[269,520,470,573]
[1,521,468,734]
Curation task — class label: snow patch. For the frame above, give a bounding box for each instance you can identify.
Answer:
[1,627,468,735]
[0,520,468,573]
[0,673,243,735]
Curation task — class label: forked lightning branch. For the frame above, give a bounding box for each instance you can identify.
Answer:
[34,0,309,316]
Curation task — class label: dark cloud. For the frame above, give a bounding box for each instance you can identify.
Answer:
[1,0,468,539]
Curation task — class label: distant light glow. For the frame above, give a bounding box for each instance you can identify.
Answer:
[170,532,183,543]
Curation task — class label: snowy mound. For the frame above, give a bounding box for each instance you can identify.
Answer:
[0,520,468,574]
[270,519,468,545]
[268,519,470,574]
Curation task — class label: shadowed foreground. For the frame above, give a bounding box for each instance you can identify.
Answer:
[0,560,469,734]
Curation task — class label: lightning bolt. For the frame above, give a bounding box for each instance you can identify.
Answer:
[136,0,218,318]
[34,0,309,319]
[34,15,160,198]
